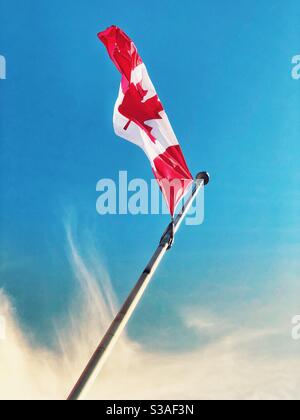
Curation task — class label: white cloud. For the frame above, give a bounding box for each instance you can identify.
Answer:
[0,230,299,400]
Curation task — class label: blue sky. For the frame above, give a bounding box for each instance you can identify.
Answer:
[0,0,299,351]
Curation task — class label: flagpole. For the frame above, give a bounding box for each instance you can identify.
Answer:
[67,172,209,401]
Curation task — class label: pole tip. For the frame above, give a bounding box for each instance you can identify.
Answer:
[196,171,210,186]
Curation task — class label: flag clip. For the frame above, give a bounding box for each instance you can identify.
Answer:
[160,220,175,250]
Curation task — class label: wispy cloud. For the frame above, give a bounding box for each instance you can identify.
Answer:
[0,229,299,400]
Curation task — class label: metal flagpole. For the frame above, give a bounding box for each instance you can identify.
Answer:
[67,171,210,401]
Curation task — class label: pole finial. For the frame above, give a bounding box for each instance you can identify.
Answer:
[196,171,210,186]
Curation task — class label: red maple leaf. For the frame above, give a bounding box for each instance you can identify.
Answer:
[118,82,163,143]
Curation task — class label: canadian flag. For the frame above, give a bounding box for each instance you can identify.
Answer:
[98,26,193,216]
